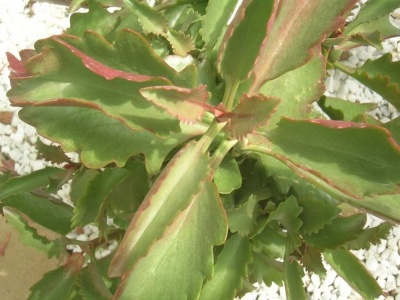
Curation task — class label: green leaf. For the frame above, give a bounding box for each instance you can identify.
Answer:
[72,167,131,228]
[268,118,400,198]
[28,253,84,300]
[166,28,195,56]
[68,0,141,40]
[252,225,286,260]
[113,180,227,300]
[3,207,65,259]
[345,0,400,33]
[108,141,214,276]
[36,139,72,165]
[76,262,113,300]
[0,167,68,201]
[201,0,239,55]
[298,197,341,235]
[70,168,99,206]
[140,85,210,123]
[2,192,73,235]
[345,222,392,250]
[8,34,182,137]
[124,0,167,35]
[317,96,376,121]
[303,214,366,250]
[228,196,259,236]
[106,160,149,229]
[324,248,382,300]
[301,246,326,277]
[250,252,284,287]
[268,196,303,235]
[344,14,400,42]
[250,0,358,93]
[384,117,400,145]
[347,193,400,224]
[213,155,242,194]
[19,106,202,173]
[218,0,276,84]
[223,94,280,139]
[199,234,252,300]
[259,54,326,127]
[335,54,400,110]
[283,258,307,300]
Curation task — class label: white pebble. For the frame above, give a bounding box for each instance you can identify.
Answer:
[366,256,379,272]
[311,274,321,288]
[386,274,397,291]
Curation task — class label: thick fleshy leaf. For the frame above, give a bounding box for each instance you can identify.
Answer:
[199,234,252,300]
[324,248,382,300]
[250,0,358,93]
[108,141,213,277]
[7,35,183,137]
[298,197,341,235]
[349,194,400,224]
[140,85,210,123]
[268,118,400,198]
[72,167,131,228]
[19,106,203,173]
[228,196,259,236]
[213,155,242,194]
[335,54,400,110]
[283,258,307,300]
[3,207,65,259]
[222,94,280,139]
[201,0,240,55]
[259,54,326,127]
[218,0,276,83]
[2,192,73,235]
[0,167,67,200]
[384,117,400,145]
[344,0,400,33]
[303,214,366,250]
[345,222,392,250]
[28,253,84,300]
[113,180,227,300]
[317,96,376,121]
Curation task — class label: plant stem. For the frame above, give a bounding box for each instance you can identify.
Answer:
[210,139,238,171]
[223,77,240,112]
[197,119,227,153]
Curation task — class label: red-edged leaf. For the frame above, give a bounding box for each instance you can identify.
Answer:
[335,54,400,110]
[250,0,358,93]
[267,118,400,198]
[222,94,280,139]
[108,141,212,277]
[113,180,227,300]
[140,85,211,123]
[218,0,277,83]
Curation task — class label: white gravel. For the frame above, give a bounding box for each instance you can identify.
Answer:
[1,1,400,299]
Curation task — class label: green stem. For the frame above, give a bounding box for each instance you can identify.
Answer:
[197,119,227,153]
[223,77,240,112]
[210,139,238,171]
[155,0,208,11]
